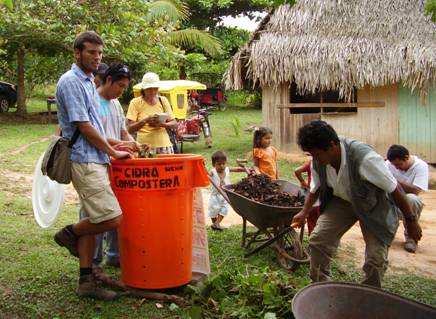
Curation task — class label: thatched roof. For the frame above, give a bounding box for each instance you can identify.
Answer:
[226,0,436,100]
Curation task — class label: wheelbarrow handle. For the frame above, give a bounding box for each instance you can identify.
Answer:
[207,175,231,204]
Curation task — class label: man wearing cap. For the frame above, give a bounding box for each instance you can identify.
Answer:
[54,31,132,300]
[126,72,177,154]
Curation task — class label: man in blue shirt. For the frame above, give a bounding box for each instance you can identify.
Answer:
[54,31,132,300]
[81,63,140,270]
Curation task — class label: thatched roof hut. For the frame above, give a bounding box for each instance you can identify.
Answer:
[227,0,436,100]
[226,0,436,162]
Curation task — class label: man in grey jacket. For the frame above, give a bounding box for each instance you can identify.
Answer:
[292,121,422,287]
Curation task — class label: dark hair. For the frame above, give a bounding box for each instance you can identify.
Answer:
[297,120,339,151]
[95,63,109,76]
[73,31,104,51]
[253,127,273,148]
[387,144,409,161]
[102,63,131,84]
[211,150,227,165]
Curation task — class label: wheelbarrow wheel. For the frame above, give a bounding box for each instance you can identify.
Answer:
[273,228,309,271]
[274,247,299,272]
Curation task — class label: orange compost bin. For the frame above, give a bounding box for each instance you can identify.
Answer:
[110,154,209,289]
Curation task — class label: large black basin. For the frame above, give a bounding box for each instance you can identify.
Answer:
[292,282,436,319]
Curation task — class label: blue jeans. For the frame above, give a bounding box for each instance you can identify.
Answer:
[79,208,119,265]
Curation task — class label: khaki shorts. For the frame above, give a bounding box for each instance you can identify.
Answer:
[71,162,122,224]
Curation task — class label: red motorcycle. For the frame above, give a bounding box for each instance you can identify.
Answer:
[172,107,213,153]
[197,87,227,111]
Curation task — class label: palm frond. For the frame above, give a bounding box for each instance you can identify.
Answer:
[147,0,189,23]
[166,28,222,57]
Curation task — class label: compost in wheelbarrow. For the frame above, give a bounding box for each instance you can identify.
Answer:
[222,180,303,230]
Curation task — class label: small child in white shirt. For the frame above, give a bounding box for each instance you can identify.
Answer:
[208,151,244,231]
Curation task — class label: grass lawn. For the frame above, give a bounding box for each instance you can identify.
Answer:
[0,102,435,318]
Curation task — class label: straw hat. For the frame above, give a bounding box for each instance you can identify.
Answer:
[136,72,160,90]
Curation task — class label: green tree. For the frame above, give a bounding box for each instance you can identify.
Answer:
[0,0,173,114]
[175,1,275,86]
[187,27,249,85]
[185,0,295,30]
[146,0,222,79]
[181,0,296,101]
[1,0,80,114]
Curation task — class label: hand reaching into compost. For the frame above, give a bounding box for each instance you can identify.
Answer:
[114,141,141,152]
[247,168,256,176]
[114,144,133,153]
[137,143,153,158]
[112,149,134,159]
[139,143,151,152]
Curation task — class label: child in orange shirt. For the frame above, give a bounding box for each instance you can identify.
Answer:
[252,127,278,179]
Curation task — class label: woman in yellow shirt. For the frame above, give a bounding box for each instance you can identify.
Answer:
[126,72,177,154]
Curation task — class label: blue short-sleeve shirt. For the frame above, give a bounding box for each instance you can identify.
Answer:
[56,64,109,164]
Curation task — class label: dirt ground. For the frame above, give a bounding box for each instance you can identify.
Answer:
[203,188,436,278]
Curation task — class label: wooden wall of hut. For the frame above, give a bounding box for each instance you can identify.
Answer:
[322,85,399,158]
[263,84,436,162]
[398,86,436,163]
[262,84,398,154]
[262,84,290,150]
[262,84,320,153]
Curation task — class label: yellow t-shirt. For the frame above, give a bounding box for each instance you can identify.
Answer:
[126,96,174,147]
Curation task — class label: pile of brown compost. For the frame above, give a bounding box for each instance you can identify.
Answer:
[232,174,305,207]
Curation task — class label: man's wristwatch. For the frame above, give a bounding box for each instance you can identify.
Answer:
[404,213,417,223]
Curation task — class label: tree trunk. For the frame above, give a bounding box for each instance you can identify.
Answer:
[179,63,186,80]
[16,47,26,115]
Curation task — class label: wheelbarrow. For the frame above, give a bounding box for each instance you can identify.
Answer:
[292,282,436,319]
[209,176,309,270]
